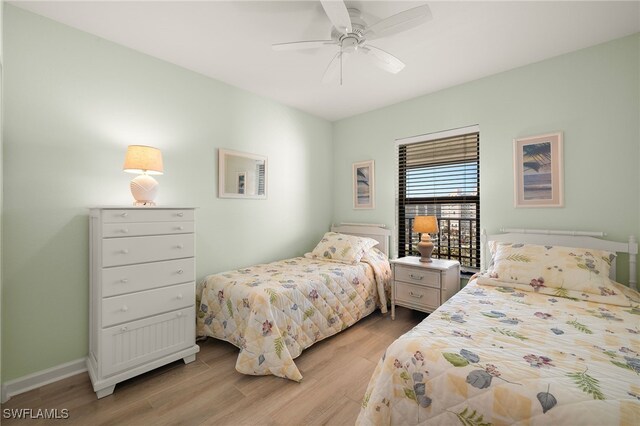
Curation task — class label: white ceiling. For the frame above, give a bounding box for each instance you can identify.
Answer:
[12,1,640,121]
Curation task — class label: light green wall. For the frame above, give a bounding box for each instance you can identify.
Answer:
[2,5,332,382]
[333,34,640,285]
[2,4,639,386]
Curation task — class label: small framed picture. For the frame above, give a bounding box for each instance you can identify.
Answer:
[513,132,563,208]
[353,160,375,209]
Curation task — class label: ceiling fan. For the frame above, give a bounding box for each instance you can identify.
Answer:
[272,1,432,84]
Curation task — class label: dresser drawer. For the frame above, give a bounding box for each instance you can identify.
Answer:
[102,209,194,223]
[100,307,195,377]
[102,282,194,327]
[102,258,195,297]
[395,281,440,311]
[102,234,195,267]
[395,265,441,288]
[102,221,194,238]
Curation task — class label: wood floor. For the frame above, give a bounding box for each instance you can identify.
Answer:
[2,307,426,426]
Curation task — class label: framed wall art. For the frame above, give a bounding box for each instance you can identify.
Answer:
[353,160,375,209]
[513,132,563,208]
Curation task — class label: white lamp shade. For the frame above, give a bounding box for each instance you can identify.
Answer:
[123,145,164,175]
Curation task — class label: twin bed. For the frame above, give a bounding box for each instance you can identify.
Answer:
[357,229,639,425]
[196,225,640,425]
[196,224,392,381]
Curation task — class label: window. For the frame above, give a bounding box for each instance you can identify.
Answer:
[397,127,480,269]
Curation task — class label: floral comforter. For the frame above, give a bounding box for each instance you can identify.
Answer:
[357,279,640,425]
[196,249,391,381]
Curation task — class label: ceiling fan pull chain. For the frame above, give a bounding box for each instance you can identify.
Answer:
[340,43,343,86]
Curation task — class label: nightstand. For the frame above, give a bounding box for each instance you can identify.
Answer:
[390,257,460,319]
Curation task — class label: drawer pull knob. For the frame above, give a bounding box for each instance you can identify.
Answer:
[177,269,184,275]
[177,312,183,317]
[177,294,184,300]
[177,226,184,231]
[122,228,129,234]
[409,274,423,280]
[121,212,128,217]
[121,326,128,332]
[177,212,184,217]
[120,279,128,284]
[176,244,184,249]
[121,305,129,312]
[409,292,424,299]
[121,249,129,254]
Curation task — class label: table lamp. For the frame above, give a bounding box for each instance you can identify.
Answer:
[123,145,163,206]
[413,216,438,262]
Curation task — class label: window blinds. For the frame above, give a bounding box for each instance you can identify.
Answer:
[398,131,480,268]
[257,164,265,195]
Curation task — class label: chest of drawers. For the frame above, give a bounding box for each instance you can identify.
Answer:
[87,207,200,398]
[390,257,460,319]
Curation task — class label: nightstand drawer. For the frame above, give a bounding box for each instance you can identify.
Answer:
[395,266,441,288]
[395,281,440,310]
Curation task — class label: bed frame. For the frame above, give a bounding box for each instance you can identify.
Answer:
[332,223,391,258]
[480,228,638,290]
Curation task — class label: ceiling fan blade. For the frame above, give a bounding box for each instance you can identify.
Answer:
[320,0,352,34]
[364,4,432,40]
[361,45,405,74]
[272,40,337,51]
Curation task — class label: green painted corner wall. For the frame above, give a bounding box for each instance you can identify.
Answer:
[332,33,640,285]
[1,5,332,381]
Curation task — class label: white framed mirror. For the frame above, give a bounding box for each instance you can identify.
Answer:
[218,149,267,199]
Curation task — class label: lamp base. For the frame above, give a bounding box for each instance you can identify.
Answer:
[130,174,159,206]
[416,235,435,263]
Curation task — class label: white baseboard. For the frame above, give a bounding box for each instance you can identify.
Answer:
[1,358,87,403]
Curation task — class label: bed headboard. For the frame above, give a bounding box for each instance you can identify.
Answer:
[331,223,391,258]
[481,228,638,290]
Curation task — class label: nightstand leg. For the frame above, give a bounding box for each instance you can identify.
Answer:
[391,303,395,320]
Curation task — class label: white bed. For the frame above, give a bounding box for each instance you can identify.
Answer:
[196,224,392,381]
[358,228,640,425]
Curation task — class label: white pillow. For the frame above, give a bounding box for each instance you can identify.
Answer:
[305,232,379,264]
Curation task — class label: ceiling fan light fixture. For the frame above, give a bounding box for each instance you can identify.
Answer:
[341,36,359,53]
